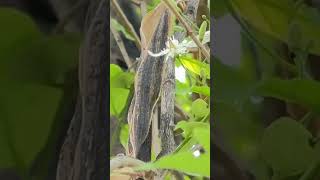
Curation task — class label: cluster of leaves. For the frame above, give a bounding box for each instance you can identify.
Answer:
[110,0,210,178]
[213,0,320,179]
[0,8,80,179]
[110,54,210,178]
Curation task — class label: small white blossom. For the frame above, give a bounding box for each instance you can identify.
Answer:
[148,37,188,60]
[148,31,210,60]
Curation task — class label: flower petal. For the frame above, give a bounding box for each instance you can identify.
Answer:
[202,31,210,44]
[148,49,169,57]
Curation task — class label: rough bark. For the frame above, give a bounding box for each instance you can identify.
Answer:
[56,0,109,179]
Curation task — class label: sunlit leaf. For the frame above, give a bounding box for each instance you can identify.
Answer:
[175,121,209,138]
[136,151,210,177]
[191,86,210,97]
[110,88,130,117]
[178,56,210,79]
[119,124,129,151]
[191,99,209,118]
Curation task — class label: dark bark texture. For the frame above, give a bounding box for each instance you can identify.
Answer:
[56,0,109,180]
[127,10,171,162]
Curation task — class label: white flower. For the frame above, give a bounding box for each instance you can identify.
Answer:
[148,31,210,60]
[148,37,188,60]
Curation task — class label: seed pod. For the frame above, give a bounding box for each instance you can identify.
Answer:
[199,20,207,42]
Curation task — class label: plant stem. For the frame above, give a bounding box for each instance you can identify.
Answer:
[111,25,134,69]
[299,158,320,180]
[111,0,141,50]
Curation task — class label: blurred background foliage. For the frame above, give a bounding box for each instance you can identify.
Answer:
[212,0,320,179]
[0,3,80,180]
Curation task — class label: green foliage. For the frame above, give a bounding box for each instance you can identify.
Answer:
[191,99,209,119]
[178,56,210,79]
[110,2,211,178]
[214,1,320,179]
[111,18,135,41]
[0,8,80,178]
[138,121,210,177]
[228,0,320,55]
[120,124,129,151]
[191,85,210,97]
[256,79,320,113]
[198,21,208,42]
[137,151,210,177]
[110,64,134,117]
[260,117,315,176]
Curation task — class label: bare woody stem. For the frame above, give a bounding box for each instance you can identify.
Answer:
[111,0,142,50]
[162,0,210,60]
[111,26,134,69]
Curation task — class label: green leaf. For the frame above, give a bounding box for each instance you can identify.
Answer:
[178,56,210,79]
[0,9,80,86]
[175,137,199,153]
[198,21,208,41]
[191,86,210,97]
[192,128,210,151]
[255,79,320,113]
[110,64,134,89]
[111,18,135,41]
[110,88,130,117]
[0,8,40,52]
[191,99,209,118]
[110,64,123,80]
[175,121,209,138]
[0,8,79,177]
[119,124,129,151]
[260,117,314,176]
[137,151,210,177]
[176,80,191,95]
[229,0,320,55]
[0,85,62,172]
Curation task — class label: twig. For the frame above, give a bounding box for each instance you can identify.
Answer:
[298,157,320,180]
[140,0,147,17]
[163,0,210,60]
[111,0,142,50]
[52,0,88,34]
[111,26,134,69]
